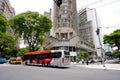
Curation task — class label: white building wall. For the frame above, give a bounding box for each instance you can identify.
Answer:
[78,8,103,56]
[86,8,102,56]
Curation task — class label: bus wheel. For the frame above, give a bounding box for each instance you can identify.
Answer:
[47,62,51,67]
[42,62,45,67]
[25,62,28,65]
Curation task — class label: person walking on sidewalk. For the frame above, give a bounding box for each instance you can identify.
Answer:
[86,59,89,65]
[81,59,84,64]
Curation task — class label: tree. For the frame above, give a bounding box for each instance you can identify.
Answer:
[113,50,120,59]
[77,51,90,65]
[105,51,114,59]
[0,12,16,57]
[9,11,52,51]
[17,47,29,57]
[0,12,8,32]
[0,32,16,57]
[103,29,120,51]
[77,51,90,60]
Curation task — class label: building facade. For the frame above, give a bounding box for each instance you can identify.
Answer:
[45,0,96,61]
[0,0,20,48]
[0,0,15,34]
[0,0,15,19]
[77,8,102,56]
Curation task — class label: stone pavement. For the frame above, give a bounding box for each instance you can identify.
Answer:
[71,62,120,70]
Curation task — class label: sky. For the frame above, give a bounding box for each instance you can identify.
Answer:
[9,0,120,35]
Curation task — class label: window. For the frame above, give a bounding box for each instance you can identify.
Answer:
[51,52,61,58]
[38,52,62,59]
[64,51,70,55]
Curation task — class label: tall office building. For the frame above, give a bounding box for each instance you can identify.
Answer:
[52,0,78,37]
[45,0,95,61]
[77,8,102,56]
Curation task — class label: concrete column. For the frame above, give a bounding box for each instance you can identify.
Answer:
[68,32,70,40]
[59,32,61,40]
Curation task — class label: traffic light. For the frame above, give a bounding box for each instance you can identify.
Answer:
[54,0,62,7]
[96,28,100,35]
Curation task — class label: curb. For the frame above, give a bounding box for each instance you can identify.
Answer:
[71,63,120,70]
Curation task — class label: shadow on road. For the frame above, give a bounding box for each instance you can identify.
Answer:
[24,64,70,69]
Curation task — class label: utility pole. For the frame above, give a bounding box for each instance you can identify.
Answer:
[95,9,105,67]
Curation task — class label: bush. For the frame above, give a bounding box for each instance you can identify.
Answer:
[77,51,90,60]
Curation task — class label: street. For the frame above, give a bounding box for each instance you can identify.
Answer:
[0,63,120,80]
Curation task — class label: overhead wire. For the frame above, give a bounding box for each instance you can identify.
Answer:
[78,0,120,9]
[78,0,104,10]
[77,0,120,28]
[96,0,120,8]
[80,0,104,7]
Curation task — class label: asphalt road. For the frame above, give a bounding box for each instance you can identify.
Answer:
[0,64,120,80]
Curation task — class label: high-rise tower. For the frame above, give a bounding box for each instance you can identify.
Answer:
[77,8,102,56]
[52,0,77,39]
[45,0,96,61]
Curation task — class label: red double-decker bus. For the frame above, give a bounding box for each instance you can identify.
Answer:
[22,50,71,67]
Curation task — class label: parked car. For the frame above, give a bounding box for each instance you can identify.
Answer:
[9,58,22,64]
[0,58,5,64]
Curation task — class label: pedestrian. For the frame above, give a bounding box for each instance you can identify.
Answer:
[86,59,89,65]
[81,59,84,64]
[100,59,102,64]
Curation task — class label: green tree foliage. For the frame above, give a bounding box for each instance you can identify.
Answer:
[0,13,16,57]
[77,51,90,60]
[0,12,8,32]
[103,29,120,50]
[113,50,120,59]
[9,11,52,51]
[105,51,114,58]
[0,32,15,57]
[17,47,29,57]
[105,50,120,59]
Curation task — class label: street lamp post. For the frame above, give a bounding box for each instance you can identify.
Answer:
[95,9,105,67]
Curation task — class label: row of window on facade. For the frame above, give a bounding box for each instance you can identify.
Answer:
[58,14,72,22]
[61,0,73,8]
[57,23,74,28]
[81,41,95,49]
[51,44,94,52]
[56,32,73,40]
[52,46,76,52]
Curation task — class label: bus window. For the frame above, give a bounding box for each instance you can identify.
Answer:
[31,55,37,60]
[22,55,31,60]
[38,54,49,59]
[51,52,61,58]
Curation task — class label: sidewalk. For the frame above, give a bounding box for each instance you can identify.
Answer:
[71,62,120,70]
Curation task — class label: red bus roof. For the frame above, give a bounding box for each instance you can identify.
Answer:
[24,50,52,55]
